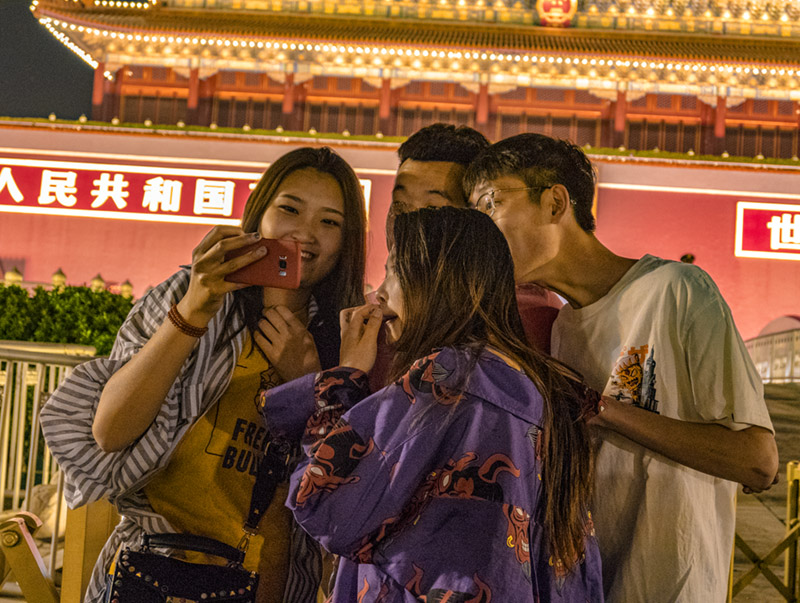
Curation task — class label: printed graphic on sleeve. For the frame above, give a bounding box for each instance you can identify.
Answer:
[397,352,464,407]
[306,368,370,440]
[255,365,281,413]
[295,419,375,507]
[607,345,659,413]
[353,453,521,563]
[400,452,522,543]
[406,565,493,602]
[416,452,521,504]
[356,577,391,603]
[504,504,532,581]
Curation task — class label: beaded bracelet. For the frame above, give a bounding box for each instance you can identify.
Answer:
[167,304,208,338]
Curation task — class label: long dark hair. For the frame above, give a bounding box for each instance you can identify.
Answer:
[222,147,366,361]
[390,207,593,570]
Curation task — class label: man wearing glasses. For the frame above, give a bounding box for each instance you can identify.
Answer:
[465,133,778,603]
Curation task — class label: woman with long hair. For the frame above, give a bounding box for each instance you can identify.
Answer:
[262,207,602,601]
[41,147,366,603]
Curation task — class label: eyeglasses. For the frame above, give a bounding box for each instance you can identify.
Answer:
[470,186,550,217]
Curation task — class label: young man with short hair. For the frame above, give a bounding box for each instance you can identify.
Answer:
[392,122,490,210]
[384,124,562,353]
[465,133,778,602]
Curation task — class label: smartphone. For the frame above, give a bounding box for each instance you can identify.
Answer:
[223,238,301,289]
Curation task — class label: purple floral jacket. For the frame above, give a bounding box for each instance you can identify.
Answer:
[262,346,603,603]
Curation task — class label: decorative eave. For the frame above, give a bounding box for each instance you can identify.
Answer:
[7,117,800,171]
[37,0,800,38]
[31,0,800,100]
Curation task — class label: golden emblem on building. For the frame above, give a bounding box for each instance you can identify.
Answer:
[536,0,578,26]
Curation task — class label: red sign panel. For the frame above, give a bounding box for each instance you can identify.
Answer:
[0,153,377,225]
[736,201,800,261]
[0,156,262,225]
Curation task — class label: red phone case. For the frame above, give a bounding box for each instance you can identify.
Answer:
[223,239,301,289]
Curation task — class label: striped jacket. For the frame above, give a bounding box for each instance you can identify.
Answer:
[40,269,323,603]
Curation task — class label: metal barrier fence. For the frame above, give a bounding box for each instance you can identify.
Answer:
[0,342,100,603]
[0,344,92,570]
[729,461,800,601]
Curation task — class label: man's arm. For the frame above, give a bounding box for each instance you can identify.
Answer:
[591,397,778,491]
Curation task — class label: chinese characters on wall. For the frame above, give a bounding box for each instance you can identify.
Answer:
[0,159,254,224]
[766,213,800,253]
[736,201,800,261]
[0,155,374,225]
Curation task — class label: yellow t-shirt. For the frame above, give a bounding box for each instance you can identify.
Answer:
[145,336,291,603]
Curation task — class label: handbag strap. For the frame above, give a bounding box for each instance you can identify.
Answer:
[144,436,293,558]
[243,437,293,533]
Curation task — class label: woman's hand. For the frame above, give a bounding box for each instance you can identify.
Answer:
[339,304,383,374]
[178,226,267,326]
[254,306,322,382]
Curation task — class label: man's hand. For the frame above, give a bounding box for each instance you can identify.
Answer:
[254,306,321,382]
[743,471,779,494]
[339,304,383,374]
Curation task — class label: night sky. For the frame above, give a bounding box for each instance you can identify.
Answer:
[0,0,94,119]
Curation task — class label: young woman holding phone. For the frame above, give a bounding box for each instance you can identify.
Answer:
[262,207,603,602]
[41,147,366,603]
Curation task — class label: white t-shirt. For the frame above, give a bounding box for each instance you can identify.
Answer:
[552,254,773,603]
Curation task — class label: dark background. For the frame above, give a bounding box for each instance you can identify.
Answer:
[0,0,93,119]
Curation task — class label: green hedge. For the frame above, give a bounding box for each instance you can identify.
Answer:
[0,285,134,356]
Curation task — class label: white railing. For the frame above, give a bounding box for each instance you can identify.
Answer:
[0,341,98,602]
[746,329,800,384]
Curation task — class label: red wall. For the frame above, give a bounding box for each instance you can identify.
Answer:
[1,212,208,295]
[594,176,800,341]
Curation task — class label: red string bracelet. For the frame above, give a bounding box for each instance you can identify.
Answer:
[167,304,208,338]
